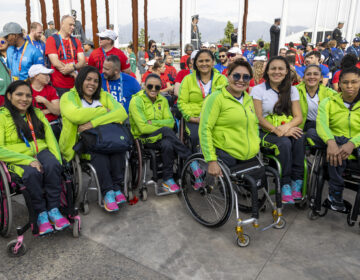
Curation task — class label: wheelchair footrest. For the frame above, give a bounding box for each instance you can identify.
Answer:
[322,199,352,214]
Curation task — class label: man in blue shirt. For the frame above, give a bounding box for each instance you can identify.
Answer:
[27,22,46,56]
[214,47,228,73]
[101,55,141,113]
[346,37,360,60]
[301,51,330,85]
[2,22,44,81]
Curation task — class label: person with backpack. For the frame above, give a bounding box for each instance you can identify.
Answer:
[45,15,86,97]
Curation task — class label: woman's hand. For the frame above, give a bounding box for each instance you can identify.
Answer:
[326,140,343,167]
[284,127,303,139]
[189,117,200,124]
[78,122,93,133]
[276,123,291,136]
[339,142,355,160]
[30,160,43,173]
[207,161,223,177]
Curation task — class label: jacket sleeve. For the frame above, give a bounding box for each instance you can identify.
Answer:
[90,92,128,128]
[129,96,163,135]
[60,92,107,125]
[316,98,334,144]
[177,76,193,121]
[199,94,221,162]
[151,99,175,128]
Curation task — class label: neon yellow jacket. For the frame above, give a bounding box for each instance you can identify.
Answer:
[59,87,128,162]
[317,93,360,148]
[296,82,337,129]
[199,86,260,162]
[129,90,174,143]
[177,69,228,121]
[0,107,61,175]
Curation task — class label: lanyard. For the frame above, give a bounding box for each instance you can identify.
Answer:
[18,41,29,73]
[102,48,107,59]
[106,75,123,102]
[26,113,39,154]
[58,34,75,62]
[352,46,359,57]
[198,77,213,98]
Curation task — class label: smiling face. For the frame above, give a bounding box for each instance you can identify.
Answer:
[82,72,99,99]
[339,73,360,102]
[195,52,213,74]
[0,37,8,51]
[145,77,161,101]
[304,66,322,88]
[7,85,32,114]
[267,59,288,84]
[227,65,251,94]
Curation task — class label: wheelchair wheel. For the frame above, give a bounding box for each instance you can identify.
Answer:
[7,240,27,257]
[72,218,80,238]
[131,140,143,191]
[274,217,286,229]
[0,162,12,237]
[181,154,233,228]
[236,234,250,247]
[72,155,83,207]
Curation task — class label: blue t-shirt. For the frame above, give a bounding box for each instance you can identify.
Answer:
[27,35,45,56]
[7,40,44,80]
[245,50,255,65]
[214,63,227,73]
[297,64,330,79]
[101,72,141,113]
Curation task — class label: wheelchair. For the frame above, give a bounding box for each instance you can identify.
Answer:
[307,149,360,227]
[180,153,285,247]
[0,161,81,257]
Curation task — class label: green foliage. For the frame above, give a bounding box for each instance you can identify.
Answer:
[220,21,234,45]
[356,33,360,38]
[138,28,146,45]
[256,38,270,51]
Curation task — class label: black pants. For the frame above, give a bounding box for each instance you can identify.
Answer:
[50,121,62,141]
[304,120,316,132]
[186,122,199,153]
[54,87,71,97]
[306,128,350,193]
[144,127,191,181]
[19,149,62,215]
[216,148,256,168]
[89,152,126,195]
[260,131,305,185]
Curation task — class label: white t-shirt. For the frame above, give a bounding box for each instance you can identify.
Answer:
[251,82,300,117]
[234,95,244,104]
[343,102,351,109]
[199,80,212,97]
[81,99,103,108]
[306,92,320,121]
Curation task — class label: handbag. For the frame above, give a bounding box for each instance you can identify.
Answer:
[74,123,132,154]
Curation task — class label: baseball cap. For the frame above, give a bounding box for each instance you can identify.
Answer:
[48,21,54,25]
[96,29,118,41]
[202,42,210,48]
[190,50,199,60]
[340,39,348,44]
[228,47,242,55]
[146,59,156,66]
[2,22,23,37]
[353,37,360,43]
[192,14,199,20]
[210,44,216,48]
[28,64,54,78]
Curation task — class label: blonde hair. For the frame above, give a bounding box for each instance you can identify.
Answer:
[253,61,265,85]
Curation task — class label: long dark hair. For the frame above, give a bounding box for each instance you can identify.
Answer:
[75,66,102,100]
[4,80,45,141]
[263,56,292,116]
[193,49,215,79]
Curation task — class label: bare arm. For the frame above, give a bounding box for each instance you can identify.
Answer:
[253,99,278,133]
[48,54,65,72]
[75,52,86,70]
[322,77,329,86]
[160,82,173,93]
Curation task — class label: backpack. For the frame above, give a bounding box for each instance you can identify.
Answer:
[45,34,79,68]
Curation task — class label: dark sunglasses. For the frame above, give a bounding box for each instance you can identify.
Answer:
[231,73,251,82]
[219,55,226,58]
[227,53,237,58]
[0,40,6,44]
[146,84,161,91]
[150,45,156,48]
[99,37,109,40]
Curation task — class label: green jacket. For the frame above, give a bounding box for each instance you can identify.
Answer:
[177,69,228,121]
[129,90,174,143]
[0,107,61,175]
[129,53,137,74]
[0,59,11,96]
[296,82,337,129]
[199,86,260,162]
[316,93,360,148]
[59,87,128,162]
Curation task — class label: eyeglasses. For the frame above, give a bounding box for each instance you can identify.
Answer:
[227,53,237,58]
[146,84,161,91]
[219,55,226,58]
[150,45,156,48]
[99,37,109,40]
[0,40,6,44]
[231,73,251,82]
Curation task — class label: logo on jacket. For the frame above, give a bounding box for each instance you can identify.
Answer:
[158,103,161,110]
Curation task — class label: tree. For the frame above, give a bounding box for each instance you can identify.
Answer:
[138,28,146,45]
[220,21,234,45]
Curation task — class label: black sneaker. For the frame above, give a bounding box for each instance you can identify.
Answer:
[328,192,345,212]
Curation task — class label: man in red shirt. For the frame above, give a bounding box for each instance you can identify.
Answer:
[88,29,131,75]
[180,44,193,70]
[164,55,177,85]
[45,15,86,97]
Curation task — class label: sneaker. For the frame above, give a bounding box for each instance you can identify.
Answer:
[291,180,303,200]
[114,190,127,204]
[103,190,119,212]
[282,184,295,204]
[37,211,54,236]
[190,161,203,178]
[162,178,180,193]
[193,177,203,190]
[48,208,70,231]
[328,192,345,211]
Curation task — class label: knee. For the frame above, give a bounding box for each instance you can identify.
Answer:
[277,137,292,150]
[161,138,173,150]
[23,165,42,181]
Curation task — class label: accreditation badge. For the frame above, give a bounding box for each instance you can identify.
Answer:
[12,76,19,81]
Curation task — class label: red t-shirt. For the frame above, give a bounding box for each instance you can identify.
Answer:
[180,55,190,69]
[332,70,341,84]
[88,47,130,73]
[31,85,59,122]
[175,70,190,83]
[164,64,177,84]
[249,78,265,87]
[45,36,83,89]
[222,68,228,76]
[141,70,152,83]
[160,73,170,90]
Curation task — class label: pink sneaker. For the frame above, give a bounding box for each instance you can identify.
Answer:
[190,161,203,178]
[48,208,70,231]
[114,190,127,204]
[37,211,54,235]
[282,185,295,204]
[162,178,180,193]
[193,177,203,190]
[103,191,119,212]
[291,180,303,200]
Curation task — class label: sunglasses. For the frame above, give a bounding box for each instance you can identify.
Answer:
[0,40,6,44]
[146,84,161,91]
[150,45,156,48]
[219,55,226,58]
[99,37,109,40]
[231,73,251,82]
[227,53,237,58]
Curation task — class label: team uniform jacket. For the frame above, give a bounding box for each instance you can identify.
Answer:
[199,86,260,162]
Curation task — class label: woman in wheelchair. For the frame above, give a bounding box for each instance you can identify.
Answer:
[251,56,305,204]
[59,66,128,212]
[129,74,203,193]
[177,49,227,152]
[296,64,337,131]
[199,59,260,174]
[0,81,69,235]
[307,66,360,211]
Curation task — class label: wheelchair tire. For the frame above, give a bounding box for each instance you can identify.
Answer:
[81,202,90,215]
[72,155,83,207]
[73,219,80,238]
[236,234,250,247]
[131,140,143,191]
[0,162,12,237]
[274,217,286,229]
[7,240,27,257]
[180,154,233,228]
[140,188,148,201]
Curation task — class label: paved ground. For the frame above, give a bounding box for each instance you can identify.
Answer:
[1,183,360,280]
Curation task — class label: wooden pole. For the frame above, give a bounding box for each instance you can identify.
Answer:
[105,0,110,29]
[81,0,86,31]
[91,0,99,48]
[53,0,61,31]
[26,0,31,33]
[39,0,48,30]
[242,0,248,44]
[144,0,148,50]
[180,0,182,55]
[132,0,139,56]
